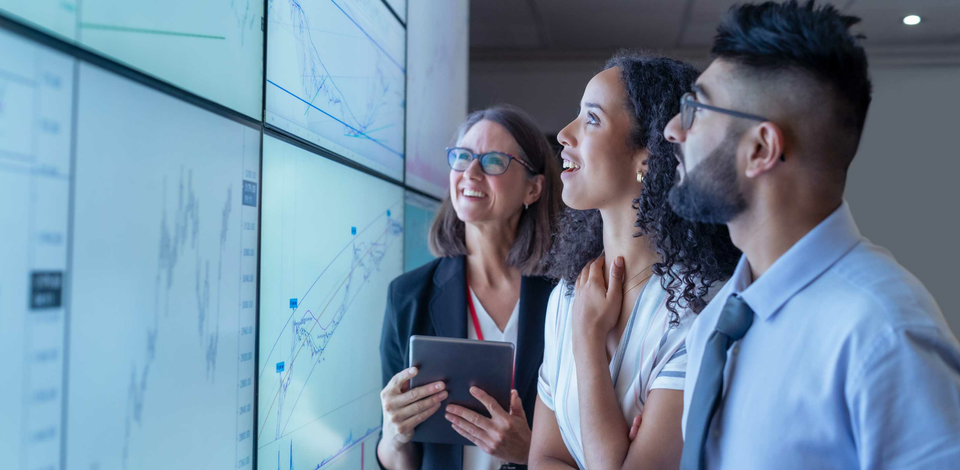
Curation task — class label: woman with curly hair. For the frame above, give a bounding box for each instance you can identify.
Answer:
[529,51,740,470]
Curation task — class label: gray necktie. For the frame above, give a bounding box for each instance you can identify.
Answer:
[680,294,754,470]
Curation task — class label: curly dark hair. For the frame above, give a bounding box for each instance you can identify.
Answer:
[545,51,741,323]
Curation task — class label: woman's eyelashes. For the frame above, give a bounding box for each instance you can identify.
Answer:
[586,112,600,126]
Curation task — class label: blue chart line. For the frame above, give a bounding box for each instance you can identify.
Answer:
[327,0,404,72]
[259,200,403,444]
[304,77,328,115]
[123,168,231,469]
[279,427,381,470]
[277,215,401,437]
[317,426,381,468]
[268,79,402,158]
[231,0,258,45]
[270,0,405,171]
[257,202,397,383]
[279,225,400,437]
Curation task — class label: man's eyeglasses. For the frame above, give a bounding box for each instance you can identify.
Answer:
[680,92,769,130]
[446,147,537,176]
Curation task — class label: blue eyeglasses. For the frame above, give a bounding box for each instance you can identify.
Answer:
[446,147,537,176]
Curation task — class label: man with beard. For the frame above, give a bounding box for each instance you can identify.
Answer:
[663,1,960,469]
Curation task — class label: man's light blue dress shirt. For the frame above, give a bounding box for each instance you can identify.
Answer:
[682,202,960,469]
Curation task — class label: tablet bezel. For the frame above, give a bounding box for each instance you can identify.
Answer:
[407,335,515,446]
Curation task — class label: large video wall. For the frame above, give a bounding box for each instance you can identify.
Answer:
[0,1,463,468]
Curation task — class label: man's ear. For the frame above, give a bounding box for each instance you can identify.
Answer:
[743,121,785,179]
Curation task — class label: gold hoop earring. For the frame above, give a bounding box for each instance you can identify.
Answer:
[637,170,644,183]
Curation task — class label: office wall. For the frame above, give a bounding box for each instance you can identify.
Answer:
[847,65,960,335]
[471,58,960,336]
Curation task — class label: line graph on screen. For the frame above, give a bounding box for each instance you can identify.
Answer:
[259,202,401,442]
[72,0,264,117]
[266,0,405,179]
[122,168,234,468]
[276,426,381,470]
[257,135,404,470]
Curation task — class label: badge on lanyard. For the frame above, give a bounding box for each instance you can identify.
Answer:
[499,464,522,470]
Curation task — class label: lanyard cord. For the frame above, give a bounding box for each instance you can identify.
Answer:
[466,274,485,341]
[466,273,516,388]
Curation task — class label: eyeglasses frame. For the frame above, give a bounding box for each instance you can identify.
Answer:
[445,147,538,175]
[680,92,769,130]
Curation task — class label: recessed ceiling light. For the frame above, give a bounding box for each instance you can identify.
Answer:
[903,15,921,26]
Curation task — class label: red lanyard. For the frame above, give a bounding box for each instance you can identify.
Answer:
[466,275,485,341]
[466,274,515,388]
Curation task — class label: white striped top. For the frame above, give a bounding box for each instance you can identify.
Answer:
[537,276,697,469]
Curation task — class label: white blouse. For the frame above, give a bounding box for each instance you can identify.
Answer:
[463,286,519,470]
[537,276,695,469]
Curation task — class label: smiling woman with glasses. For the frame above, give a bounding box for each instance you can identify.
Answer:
[446,147,537,175]
[378,105,562,470]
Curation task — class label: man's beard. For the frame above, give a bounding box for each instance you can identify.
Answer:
[668,132,747,224]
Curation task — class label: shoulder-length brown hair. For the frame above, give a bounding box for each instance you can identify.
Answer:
[428,104,561,276]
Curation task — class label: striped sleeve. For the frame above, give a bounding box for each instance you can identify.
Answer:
[537,282,566,410]
[650,310,694,391]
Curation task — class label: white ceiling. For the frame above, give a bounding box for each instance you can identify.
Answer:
[470,0,960,60]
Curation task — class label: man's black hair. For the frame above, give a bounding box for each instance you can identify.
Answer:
[713,0,872,153]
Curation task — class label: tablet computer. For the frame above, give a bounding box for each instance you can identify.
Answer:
[408,335,515,446]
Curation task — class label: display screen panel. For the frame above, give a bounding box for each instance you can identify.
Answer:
[0,26,75,470]
[257,134,404,470]
[403,191,439,272]
[0,0,265,118]
[266,0,406,180]
[403,0,467,198]
[64,61,261,470]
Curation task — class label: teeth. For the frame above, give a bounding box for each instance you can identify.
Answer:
[462,188,487,198]
[562,159,581,170]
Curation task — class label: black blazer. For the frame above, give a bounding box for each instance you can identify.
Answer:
[378,255,554,470]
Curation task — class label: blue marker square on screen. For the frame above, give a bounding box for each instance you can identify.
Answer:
[276,362,285,373]
[289,298,297,309]
[387,210,391,217]
[351,226,357,235]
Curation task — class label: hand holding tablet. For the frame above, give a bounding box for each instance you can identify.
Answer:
[380,366,448,450]
[407,336,515,447]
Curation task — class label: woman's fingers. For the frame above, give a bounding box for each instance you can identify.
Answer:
[385,367,417,397]
[575,260,588,290]
[629,413,643,440]
[450,422,493,453]
[577,256,601,291]
[396,400,444,437]
[446,411,495,448]
[590,255,606,288]
[508,389,526,420]
[445,403,495,431]
[380,382,446,416]
[392,389,448,422]
[607,255,625,298]
[470,386,510,420]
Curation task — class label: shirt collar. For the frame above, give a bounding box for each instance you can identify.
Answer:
[731,201,863,321]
